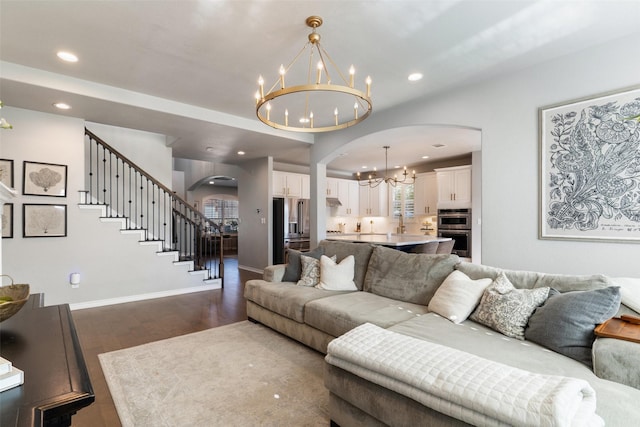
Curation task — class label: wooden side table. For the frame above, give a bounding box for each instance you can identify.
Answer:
[0,294,94,426]
[595,316,640,344]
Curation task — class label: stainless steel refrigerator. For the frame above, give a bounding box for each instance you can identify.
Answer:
[273,198,310,264]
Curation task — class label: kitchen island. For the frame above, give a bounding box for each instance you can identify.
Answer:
[325,233,451,251]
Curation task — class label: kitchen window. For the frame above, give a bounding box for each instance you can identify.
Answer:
[391,184,415,220]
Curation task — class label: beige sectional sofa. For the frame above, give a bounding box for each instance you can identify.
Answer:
[244,240,640,426]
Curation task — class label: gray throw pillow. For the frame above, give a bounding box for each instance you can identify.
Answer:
[363,245,459,305]
[282,246,324,282]
[525,286,621,367]
[470,272,550,340]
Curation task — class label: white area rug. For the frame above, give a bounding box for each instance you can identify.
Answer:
[99,321,328,426]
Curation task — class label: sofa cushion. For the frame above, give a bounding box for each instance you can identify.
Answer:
[282,246,324,282]
[317,255,357,291]
[455,262,612,292]
[470,272,550,340]
[427,270,493,324]
[319,241,375,291]
[244,279,348,323]
[363,245,459,305]
[387,314,640,425]
[525,286,621,367]
[304,292,429,338]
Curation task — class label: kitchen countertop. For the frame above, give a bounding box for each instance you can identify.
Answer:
[325,234,451,247]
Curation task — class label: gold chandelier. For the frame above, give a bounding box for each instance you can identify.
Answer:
[255,16,372,133]
[358,146,416,188]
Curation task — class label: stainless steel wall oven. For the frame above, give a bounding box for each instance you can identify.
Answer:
[438,209,471,258]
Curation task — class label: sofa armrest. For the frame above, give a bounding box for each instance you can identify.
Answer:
[263,264,287,282]
[593,337,640,390]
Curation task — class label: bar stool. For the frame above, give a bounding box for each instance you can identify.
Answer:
[436,240,455,254]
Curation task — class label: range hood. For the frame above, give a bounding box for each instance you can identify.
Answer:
[326,198,342,207]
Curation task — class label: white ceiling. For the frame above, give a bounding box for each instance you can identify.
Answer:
[2,0,639,175]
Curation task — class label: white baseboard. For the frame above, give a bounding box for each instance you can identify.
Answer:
[69,281,223,311]
[238,264,263,274]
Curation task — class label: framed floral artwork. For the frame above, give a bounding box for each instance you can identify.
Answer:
[23,161,67,197]
[23,203,67,237]
[0,159,13,188]
[2,203,13,238]
[539,85,640,242]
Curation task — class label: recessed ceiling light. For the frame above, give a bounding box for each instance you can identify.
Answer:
[394,165,401,169]
[408,72,423,82]
[57,51,78,63]
[206,147,215,152]
[361,165,368,169]
[237,151,245,155]
[53,102,71,110]
[422,155,430,159]
[209,181,215,184]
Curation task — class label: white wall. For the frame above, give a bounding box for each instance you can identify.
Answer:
[85,121,172,187]
[2,107,202,306]
[313,34,640,276]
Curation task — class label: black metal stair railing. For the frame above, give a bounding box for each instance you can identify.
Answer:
[83,128,223,283]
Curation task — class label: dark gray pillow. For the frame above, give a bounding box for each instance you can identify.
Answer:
[525,286,621,367]
[282,246,324,282]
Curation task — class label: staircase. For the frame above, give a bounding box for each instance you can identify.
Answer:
[80,128,224,288]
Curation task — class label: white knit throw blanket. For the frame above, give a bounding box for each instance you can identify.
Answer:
[325,323,603,427]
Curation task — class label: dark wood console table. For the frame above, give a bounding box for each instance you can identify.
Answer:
[0,294,94,426]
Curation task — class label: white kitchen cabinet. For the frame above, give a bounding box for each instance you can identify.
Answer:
[273,171,303,198]
[336,179,359,216]
[435,165,471,208]
[359,184,388,217]
[414,172,438,216]
[326,177,339,197]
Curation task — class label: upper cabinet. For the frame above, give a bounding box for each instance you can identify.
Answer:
[337,179,359,216]
[414,172,438,216]
[435,165,471,209]
[326,177,359,216]
[273,171,304,198]
[359,184,388,217]
[325,177,339,197]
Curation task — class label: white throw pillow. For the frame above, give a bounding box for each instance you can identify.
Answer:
[428,270,493,323]
[316,255,357,291]
[611,277,640,313]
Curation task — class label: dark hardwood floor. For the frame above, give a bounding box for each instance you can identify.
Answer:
[71,256,261,427]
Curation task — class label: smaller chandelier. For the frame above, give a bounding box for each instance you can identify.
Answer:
[255,16,372,133]
[358,146,416,188]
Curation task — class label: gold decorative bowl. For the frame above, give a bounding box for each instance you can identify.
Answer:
[0,275,30,323]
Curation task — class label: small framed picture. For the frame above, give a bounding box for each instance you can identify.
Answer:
[23,161,67,197]
[0,159,14,188]
[2,203,13,238]
[23,204,67,238]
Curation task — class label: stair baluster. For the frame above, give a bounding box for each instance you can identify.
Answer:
[83,128,223,283]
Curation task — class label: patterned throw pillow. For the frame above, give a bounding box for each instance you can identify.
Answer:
[470,272,550,340]
[297,254,336,287]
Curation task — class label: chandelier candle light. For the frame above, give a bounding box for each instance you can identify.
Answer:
[358,146,416,188]
[255,16,372,133]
